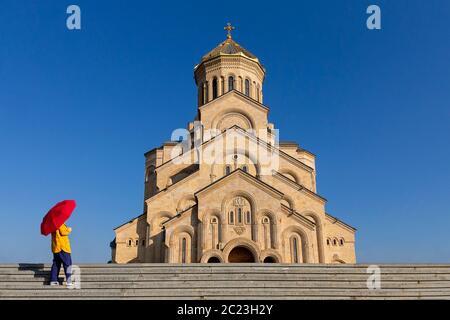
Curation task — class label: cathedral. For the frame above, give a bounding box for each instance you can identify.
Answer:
[111,25,356,264]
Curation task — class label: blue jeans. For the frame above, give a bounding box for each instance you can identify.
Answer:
[50,251,72,283]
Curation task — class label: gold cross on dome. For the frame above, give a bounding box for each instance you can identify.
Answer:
[224,23,235,39]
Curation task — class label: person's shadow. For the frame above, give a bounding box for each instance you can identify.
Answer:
[18,263,50,285]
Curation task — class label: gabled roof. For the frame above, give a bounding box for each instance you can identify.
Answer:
[326,213,357,232]
[113,212,146,231]
[153,125,314,174]
[198,89,269,112]
[280,204,316,230]
[195,168,284,199]
[273,171,327,203]
[162,204,197,227]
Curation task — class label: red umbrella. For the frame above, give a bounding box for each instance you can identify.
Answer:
[40,200,76,236]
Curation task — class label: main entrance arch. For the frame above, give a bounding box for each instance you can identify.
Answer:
[228,246,255,263]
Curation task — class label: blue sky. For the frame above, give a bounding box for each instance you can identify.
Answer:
[0,0,449,263]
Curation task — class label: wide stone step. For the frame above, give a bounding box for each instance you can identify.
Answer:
[1,288,449,299]
[1,280,450,290]
[2,273,450,282]
[2,264,450,272]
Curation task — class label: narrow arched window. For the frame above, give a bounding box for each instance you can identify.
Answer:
[225,165,231,175]
[127,239,132,247]
[292,237,299,263]
[212,78,218,99]
[228,76,234,91]
[333,239,337,246]
[181,238,187,263]
[242,165,248,173]
[229,211,234,224]
[245,211,251,224]
[326,239,330,246]
[135,239,139,246]
[245,79,250,96]
[237,208,243,224]
[340,239,344,246]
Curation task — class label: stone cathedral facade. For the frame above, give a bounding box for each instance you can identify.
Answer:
[111,26,356,264]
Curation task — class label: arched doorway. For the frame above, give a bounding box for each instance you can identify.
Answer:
[207,256,221,263]
[228,246,255,263]
[263,256,276,263]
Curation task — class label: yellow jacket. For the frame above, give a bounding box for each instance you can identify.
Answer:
[51,224,71,254]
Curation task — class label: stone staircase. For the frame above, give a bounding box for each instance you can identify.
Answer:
[1,264,449,299]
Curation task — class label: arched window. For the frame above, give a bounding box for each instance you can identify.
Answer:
[229,211,234,224]
[212,78,218,99]
[242,165,248,173]
[326,239,331,246]
[211,217,218,224]
[245,211,251,224]
[237,208,243,224]
[291,236,299,263]
[340,238,344,246]
[127,239,132,247]
[228,76,234,91]
[333,239,337,246]
[135,239,139,246]
[142,239,146,246]
[245,79,250,96]
[225,165,231,175]
[256,86,260,102]
[181,238,187,263]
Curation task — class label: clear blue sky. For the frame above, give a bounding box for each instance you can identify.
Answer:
[0,0,449,263]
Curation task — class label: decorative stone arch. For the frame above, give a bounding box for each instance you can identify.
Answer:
[256,209,279,249]
[200,249,225,263]
[300,211,325,263]
[280,194,296,211]
[260,249,283,263]
[211,108,255,131]
[149,211,174,262]
[168,224,196,263]
[176,194,197,213]
[281,225,311,263]
[199,209,224,252]
[216,112,253,131]
[221,191,258,241]
[222,237,261,263]
[279,168,301,184]
[150,211,174,231]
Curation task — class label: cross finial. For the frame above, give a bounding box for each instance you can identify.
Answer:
[224,22,235,39]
